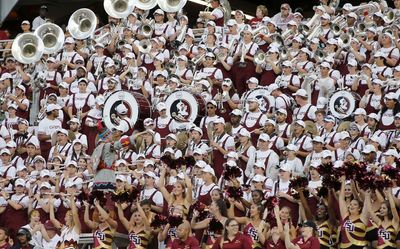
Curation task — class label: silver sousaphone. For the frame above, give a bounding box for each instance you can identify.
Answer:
[67,8,97,39]
[133,0,158,10]
[11,33,44,64]
[157,0,187,13]
[34,23,65,54]
[104,0,135,18]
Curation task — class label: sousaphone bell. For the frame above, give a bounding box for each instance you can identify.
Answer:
[157,0,187,13]
[132,0,158,10]
[34,23,65,54]
[67,8,98,39]
[11,33,44,64]
[104,0,135,19]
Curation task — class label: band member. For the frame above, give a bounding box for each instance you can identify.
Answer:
[210,117,235,178]
[288,120,313,163]
[67,78,95,127]
[6,84,29,120]
[48,129,72,161]
[37,104,62,160]
[232,26,259,94]
[241,98,267,145]
[199,0,225,27]
[55,37,81,74]
[293,89,317,121]
[84,95,104,154]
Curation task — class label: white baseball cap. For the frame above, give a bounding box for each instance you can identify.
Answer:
[116,104,128,114]
[239,128,250,137]
[202,165,215,176]
[322,150,332,158]
[258,133,270,141]
[362,144,376,154]
[293,89,308,97]
[354,108,366,115]
[46,104,61,112]
[230,109,243,116]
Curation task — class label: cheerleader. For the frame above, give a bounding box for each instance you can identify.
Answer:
[365,188,399,249]
[49,195,80,249]
[117,201,151,249]
[338,176,368,249]
[227,200,267,248]
[84,200,117,249]
[191,199,228,248]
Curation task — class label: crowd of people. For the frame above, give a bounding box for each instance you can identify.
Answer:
[0,0,400,248]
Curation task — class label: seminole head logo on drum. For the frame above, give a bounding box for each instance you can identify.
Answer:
[165,90,205,124]
[170,99,192,122]
[329,91,360,119]
[333,96,350,114]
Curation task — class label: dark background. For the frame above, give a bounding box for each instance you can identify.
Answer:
[0,0,393,38]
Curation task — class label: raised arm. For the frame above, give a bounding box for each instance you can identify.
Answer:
[158,167,172,203]
[83,201,98,230]
[117,203,131,232]
[69,196,81,234]
[339,176,349,219]
[95,200,118,229]
[184,173,193,204]
[137,200,150,230]
[227,198,248,224]
[385,188,399,230]
[49,197,62,229]
[365,191,380,226]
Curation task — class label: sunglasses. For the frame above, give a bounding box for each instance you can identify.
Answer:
[207,106,215,109]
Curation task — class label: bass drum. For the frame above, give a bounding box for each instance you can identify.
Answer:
[328,91,360,119]
[103,91,151,130]
[243,87,275,113]
[164,90,206,127]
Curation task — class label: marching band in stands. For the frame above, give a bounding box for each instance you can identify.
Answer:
[0,0,400,248]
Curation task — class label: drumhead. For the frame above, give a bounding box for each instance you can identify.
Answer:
[329,91,359,119]
[244,88,275,113]
[103,90,139,131]
[164,90,201,123]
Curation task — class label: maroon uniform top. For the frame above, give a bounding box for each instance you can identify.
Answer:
[291,236,320,249]
[170,236,200,249]
[211,233,253,249]
[0,243,10,249]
